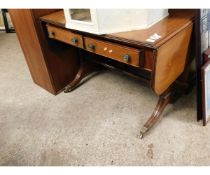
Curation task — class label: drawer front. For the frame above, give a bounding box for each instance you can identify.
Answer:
[84,37,142,67]
[46,24,84,48]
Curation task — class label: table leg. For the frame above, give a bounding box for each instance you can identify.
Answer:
[139,90,172,139]
[64,61,103,93]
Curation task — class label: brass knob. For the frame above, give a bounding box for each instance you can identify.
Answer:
[71,38,78,44]
[123,54,130,62]
[48,31,55,38]
[88,44,95,51]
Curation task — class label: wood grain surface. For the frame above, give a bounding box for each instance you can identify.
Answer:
[153,24,193,95]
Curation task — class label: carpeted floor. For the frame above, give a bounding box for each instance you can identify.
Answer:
[0,32,210,166]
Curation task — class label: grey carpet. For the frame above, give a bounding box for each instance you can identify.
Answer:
[0,32,209,166]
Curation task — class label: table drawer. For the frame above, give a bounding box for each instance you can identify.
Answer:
[46,24,84,48]
[84,37,143,67]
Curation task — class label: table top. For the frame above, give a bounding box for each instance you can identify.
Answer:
[40,10,195,49]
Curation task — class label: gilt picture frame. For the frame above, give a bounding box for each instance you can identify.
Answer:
[196,9,210,124]
[202,59,210,125]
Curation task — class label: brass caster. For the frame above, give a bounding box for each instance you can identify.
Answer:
[139,133,144,139]
[139,126,148,139]
[64,85,73,93]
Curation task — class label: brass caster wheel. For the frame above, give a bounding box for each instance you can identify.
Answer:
[139,133,144,139]
[64,85,73,93]
[139,126,148,139]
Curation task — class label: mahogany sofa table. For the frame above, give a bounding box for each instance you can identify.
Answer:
[39,10,195,138]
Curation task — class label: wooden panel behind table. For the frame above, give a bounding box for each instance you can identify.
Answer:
[9,9,80,95]
[9,9,54,93]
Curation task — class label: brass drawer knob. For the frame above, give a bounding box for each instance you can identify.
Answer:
[71,38,78,44]
[123,54,131,62]
[48,31,55,38]
[88,44,95,51]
